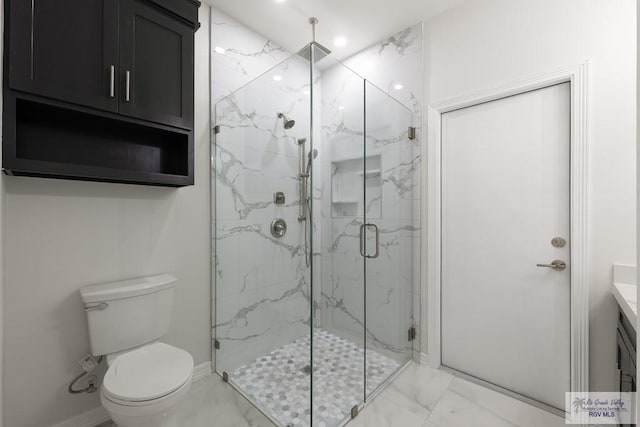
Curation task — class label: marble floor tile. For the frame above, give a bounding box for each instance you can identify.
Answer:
[177,373,276,427]
[96,362,566,427]
[426,388,518,427]
[349,395,427,427]
[384,362,454,417]
[445,377,565,427]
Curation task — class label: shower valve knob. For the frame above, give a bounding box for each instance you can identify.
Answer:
[270,218,287,238]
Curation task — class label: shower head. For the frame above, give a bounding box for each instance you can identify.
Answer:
[278,112,295,129]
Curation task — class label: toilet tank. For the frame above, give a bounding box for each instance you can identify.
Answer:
[80,274,177,356]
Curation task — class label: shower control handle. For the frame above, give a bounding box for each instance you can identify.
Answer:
[359,223,380,259]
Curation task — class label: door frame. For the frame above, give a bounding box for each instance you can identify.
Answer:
[424,63,589,401]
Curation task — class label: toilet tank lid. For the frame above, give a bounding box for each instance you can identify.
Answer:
[80,274,176,304]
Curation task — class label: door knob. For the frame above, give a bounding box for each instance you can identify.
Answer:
[536,260,567,271]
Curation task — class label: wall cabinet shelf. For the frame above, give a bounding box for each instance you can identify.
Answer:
[2,0,200,186]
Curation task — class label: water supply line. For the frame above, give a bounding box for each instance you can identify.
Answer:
[68,356,103,394]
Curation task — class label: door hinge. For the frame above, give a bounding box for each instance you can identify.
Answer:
[214,339,220,350]
[214,125,221,134]
[408,126,416,140]
[351,405,359,419]
[408,326,417,342]
[222,371,229,382]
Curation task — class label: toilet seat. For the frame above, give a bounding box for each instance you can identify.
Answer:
[103,342,193,404]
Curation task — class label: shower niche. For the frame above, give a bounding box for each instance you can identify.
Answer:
[213,30,417,427]
[331,155,381,218]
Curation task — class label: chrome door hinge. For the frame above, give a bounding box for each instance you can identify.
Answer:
[214,125,221,134]
[214,339,220,350]
[408,126,417,140]
[222,371,229,382]
[408,326,417,342]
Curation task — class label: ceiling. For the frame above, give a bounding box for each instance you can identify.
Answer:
[203,0,467,60]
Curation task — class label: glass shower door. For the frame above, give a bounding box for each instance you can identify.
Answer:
[363,81,415,400]
[311,43,368,427]
[213,52,313,426]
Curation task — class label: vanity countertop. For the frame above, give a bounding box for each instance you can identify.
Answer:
[611,264,637,331]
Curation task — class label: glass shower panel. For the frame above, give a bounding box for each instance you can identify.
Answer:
[363,81,415,400]
[213,53,312,425]
[313,44,367,426]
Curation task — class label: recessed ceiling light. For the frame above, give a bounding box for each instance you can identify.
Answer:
[214,46,226,55]
[273,75,283,82]
[334,36,347,48]
[394,83,404,90]
[338,105,345,110]
[274,0,286,3]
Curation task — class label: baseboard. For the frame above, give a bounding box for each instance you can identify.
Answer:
[192,361,212,382]
[420,351,440,368]
[50,406,110,427]
[50,361,212,427]
[420,351,429,364]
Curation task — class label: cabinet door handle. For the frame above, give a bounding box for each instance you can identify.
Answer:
[125,70,131,102]
[109,65,115,98]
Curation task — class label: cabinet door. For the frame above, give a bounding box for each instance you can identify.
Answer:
[8,0,119,112]
[118,0,194,130]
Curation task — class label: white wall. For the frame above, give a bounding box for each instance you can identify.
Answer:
[424,0,636,392]
[0,1,4,425]
[636,0,639,418]
[1,6,211,426]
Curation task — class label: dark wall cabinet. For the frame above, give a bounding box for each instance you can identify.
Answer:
[120,0,194,129]
[8,0,119,113]
[3,0,199,186]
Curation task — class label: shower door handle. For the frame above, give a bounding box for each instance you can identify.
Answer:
[367,224,379,259]
[359,223,380,259]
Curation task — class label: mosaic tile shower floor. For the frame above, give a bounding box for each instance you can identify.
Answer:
[230,329,401,427]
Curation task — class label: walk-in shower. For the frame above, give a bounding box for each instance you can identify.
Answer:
[213,18,418,427]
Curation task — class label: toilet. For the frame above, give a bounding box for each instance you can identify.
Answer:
[81,274,194,427]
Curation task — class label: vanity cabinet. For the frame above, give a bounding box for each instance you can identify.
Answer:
[3,0,199,186]
[616,311,636,413]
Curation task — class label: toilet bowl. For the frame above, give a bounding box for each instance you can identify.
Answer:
[101,342,194,427]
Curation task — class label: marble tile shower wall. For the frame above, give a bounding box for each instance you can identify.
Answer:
[211,9,316,373]
[319,24,423,358]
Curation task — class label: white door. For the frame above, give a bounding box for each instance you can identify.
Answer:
[441,83,571,411]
